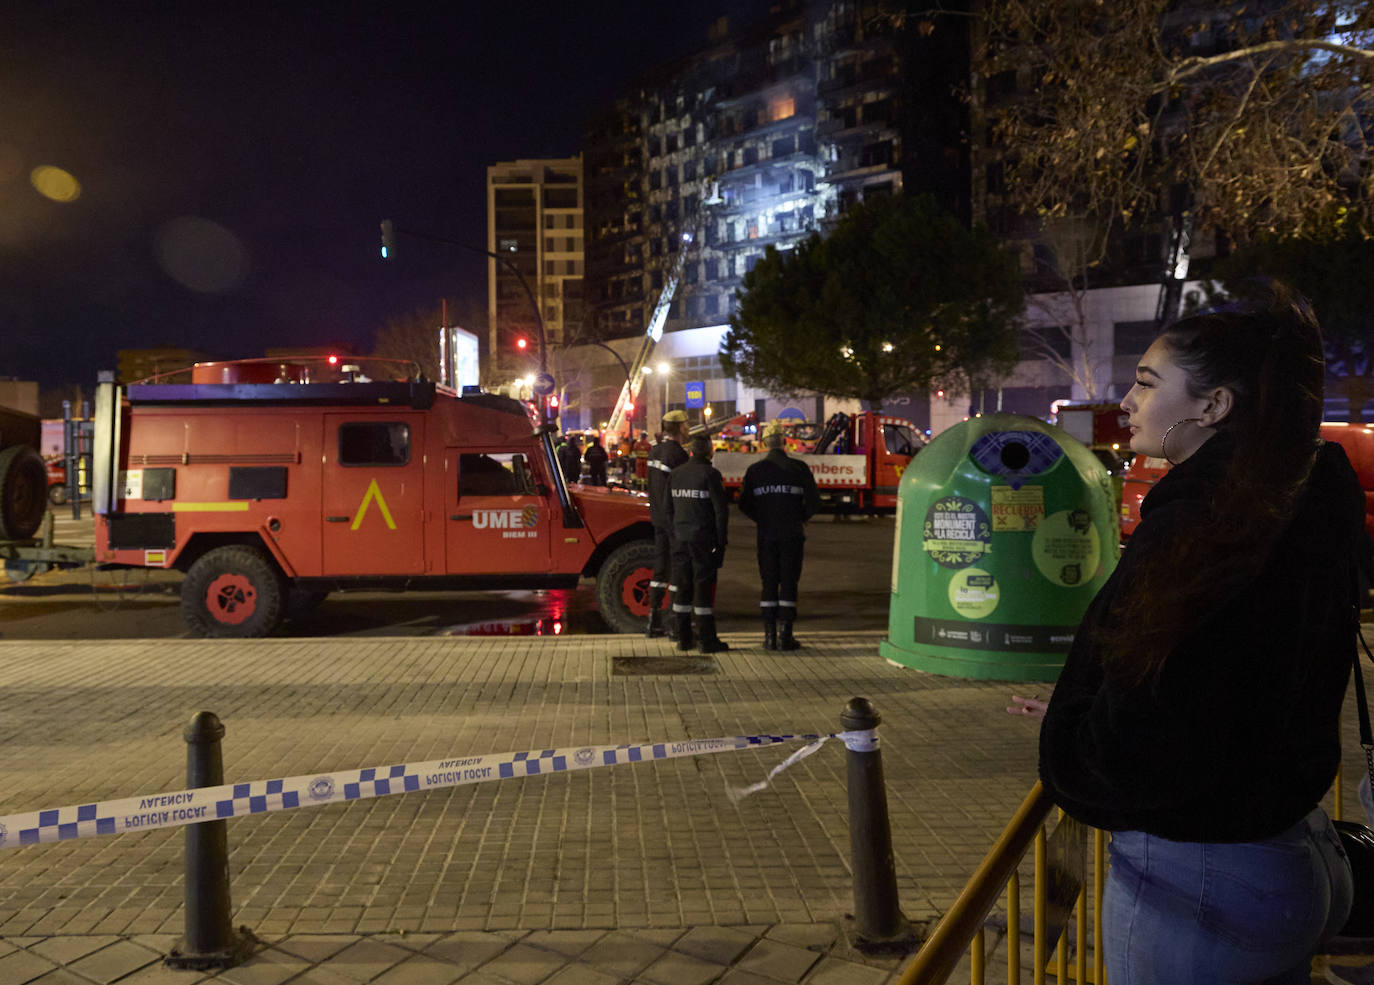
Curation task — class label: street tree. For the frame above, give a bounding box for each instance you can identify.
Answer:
[1204,224,1374,411]
[965,0,1374,246]
[371,300,487,383]
[720,194,1024,409]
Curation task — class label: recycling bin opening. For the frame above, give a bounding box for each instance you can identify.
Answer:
[879,413,1118,682]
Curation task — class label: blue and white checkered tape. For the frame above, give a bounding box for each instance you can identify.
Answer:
[0,730,870,849]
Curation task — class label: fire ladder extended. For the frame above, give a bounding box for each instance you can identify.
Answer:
[605,185,720,436]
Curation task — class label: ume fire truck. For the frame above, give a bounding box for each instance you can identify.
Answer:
[88,357,661,637]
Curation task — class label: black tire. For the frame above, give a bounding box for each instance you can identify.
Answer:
[0,445,49,540]
[180,545,286,638]
[48,482,68,507]
[595,539,659,634]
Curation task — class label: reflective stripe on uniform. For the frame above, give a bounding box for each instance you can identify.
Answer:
[779,600,797,608]
[693,607,714,616]
[648,459,674,472]
[759,601,779,608]
[672,604,693,614]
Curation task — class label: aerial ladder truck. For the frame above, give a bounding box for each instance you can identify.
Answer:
[605,186,719,437]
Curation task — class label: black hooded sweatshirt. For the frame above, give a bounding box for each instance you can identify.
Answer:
[1040,435,1363,842]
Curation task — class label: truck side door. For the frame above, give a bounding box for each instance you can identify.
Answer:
[322,415,427,575]
[444,448,553,574]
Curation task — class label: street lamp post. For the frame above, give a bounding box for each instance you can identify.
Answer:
[379,221,549,416]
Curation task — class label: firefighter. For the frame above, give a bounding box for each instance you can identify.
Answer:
[666,435,730,653]
[583,435,609,486]
[739,420,820,650]
[645,411,690,638]
[557,434,582,483]
[633,431,652,489]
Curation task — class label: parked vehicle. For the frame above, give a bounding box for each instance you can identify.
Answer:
[89,356,659,637]
[711,411,922,512]
[1119,422,1374,539]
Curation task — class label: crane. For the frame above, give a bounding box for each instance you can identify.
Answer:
[605,184,720,436]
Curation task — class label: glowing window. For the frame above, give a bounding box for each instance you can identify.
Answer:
[769,97,795,122]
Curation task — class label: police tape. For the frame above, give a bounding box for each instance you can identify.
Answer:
[0,730,876,850]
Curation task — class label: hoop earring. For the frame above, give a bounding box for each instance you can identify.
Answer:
[1161,417,1202,466]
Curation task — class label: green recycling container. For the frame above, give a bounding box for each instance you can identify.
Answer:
[879,413,1118,681]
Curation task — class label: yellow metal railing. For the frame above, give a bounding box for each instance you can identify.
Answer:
[895,770,1353,985]
[895,781,1104,985]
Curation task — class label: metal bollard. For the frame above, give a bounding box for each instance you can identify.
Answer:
[165,711,251,970]
[842,696,916,949]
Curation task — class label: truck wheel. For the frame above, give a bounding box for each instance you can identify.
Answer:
[181,545,285,638]
[595,540,659,634]
[48,483,68,506]
[0,445,49,540]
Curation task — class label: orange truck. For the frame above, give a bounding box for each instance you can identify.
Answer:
[1119,422,1374,539]
[88,357,660,637]
[710,411,923,512]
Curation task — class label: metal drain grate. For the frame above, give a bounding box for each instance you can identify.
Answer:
[612,655,717,675]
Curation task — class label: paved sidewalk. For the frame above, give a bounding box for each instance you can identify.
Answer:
[0,631,1368,983]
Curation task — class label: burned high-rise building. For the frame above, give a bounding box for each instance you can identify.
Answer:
[584,2,944,346]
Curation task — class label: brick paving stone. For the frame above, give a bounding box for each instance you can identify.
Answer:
[639,950,727,985]
[92,958,210,985]
[315,938,415,982]
[213,948,311,985]
[718,970,781,985]
[479,942,571,985]
[67,939,164,983]
[734,940,822,983]
[544,964,624,985]
[274,934,361,963]
[0,949,58,985]
[578,931,668,977]
[763,925,839,951]
[523,930,607,958]
[372,954,464,985]
[802,957,890,985]
[24,969,89,984]
[673,926,755,965]
[27,934,119,964]
[422,932,518,973]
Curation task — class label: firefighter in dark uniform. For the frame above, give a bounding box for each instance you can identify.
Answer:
[667,436,730,653]
[645,410,690,638]
[739,420,820,650]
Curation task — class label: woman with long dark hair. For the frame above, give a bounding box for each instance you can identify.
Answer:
[1037,283,1360,982]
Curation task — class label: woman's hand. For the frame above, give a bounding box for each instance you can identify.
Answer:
[1006,695,1047,719]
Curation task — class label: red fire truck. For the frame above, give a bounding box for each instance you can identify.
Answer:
[88,357,660,637]
[710,411,922,512]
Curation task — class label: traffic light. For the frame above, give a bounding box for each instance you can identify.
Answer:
[380,220,395,259]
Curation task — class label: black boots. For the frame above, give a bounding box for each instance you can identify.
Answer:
[778,617,800,651]
[763,614,779,651]
[674,610,695,651]
[697,613,730,654]
[646,588,666,638]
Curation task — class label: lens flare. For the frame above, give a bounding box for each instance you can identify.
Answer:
[30,165,81,203]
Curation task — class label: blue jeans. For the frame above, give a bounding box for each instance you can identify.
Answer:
[1103,807,1352,985]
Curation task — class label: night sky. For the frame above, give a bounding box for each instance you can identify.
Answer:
[2,2,772,389]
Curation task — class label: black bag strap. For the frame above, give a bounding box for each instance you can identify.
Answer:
[1351,548,1374,786]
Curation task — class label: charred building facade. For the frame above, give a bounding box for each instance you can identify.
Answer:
[584,3,942,346]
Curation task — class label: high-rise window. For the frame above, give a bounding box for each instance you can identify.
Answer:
[769,96,795,121]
